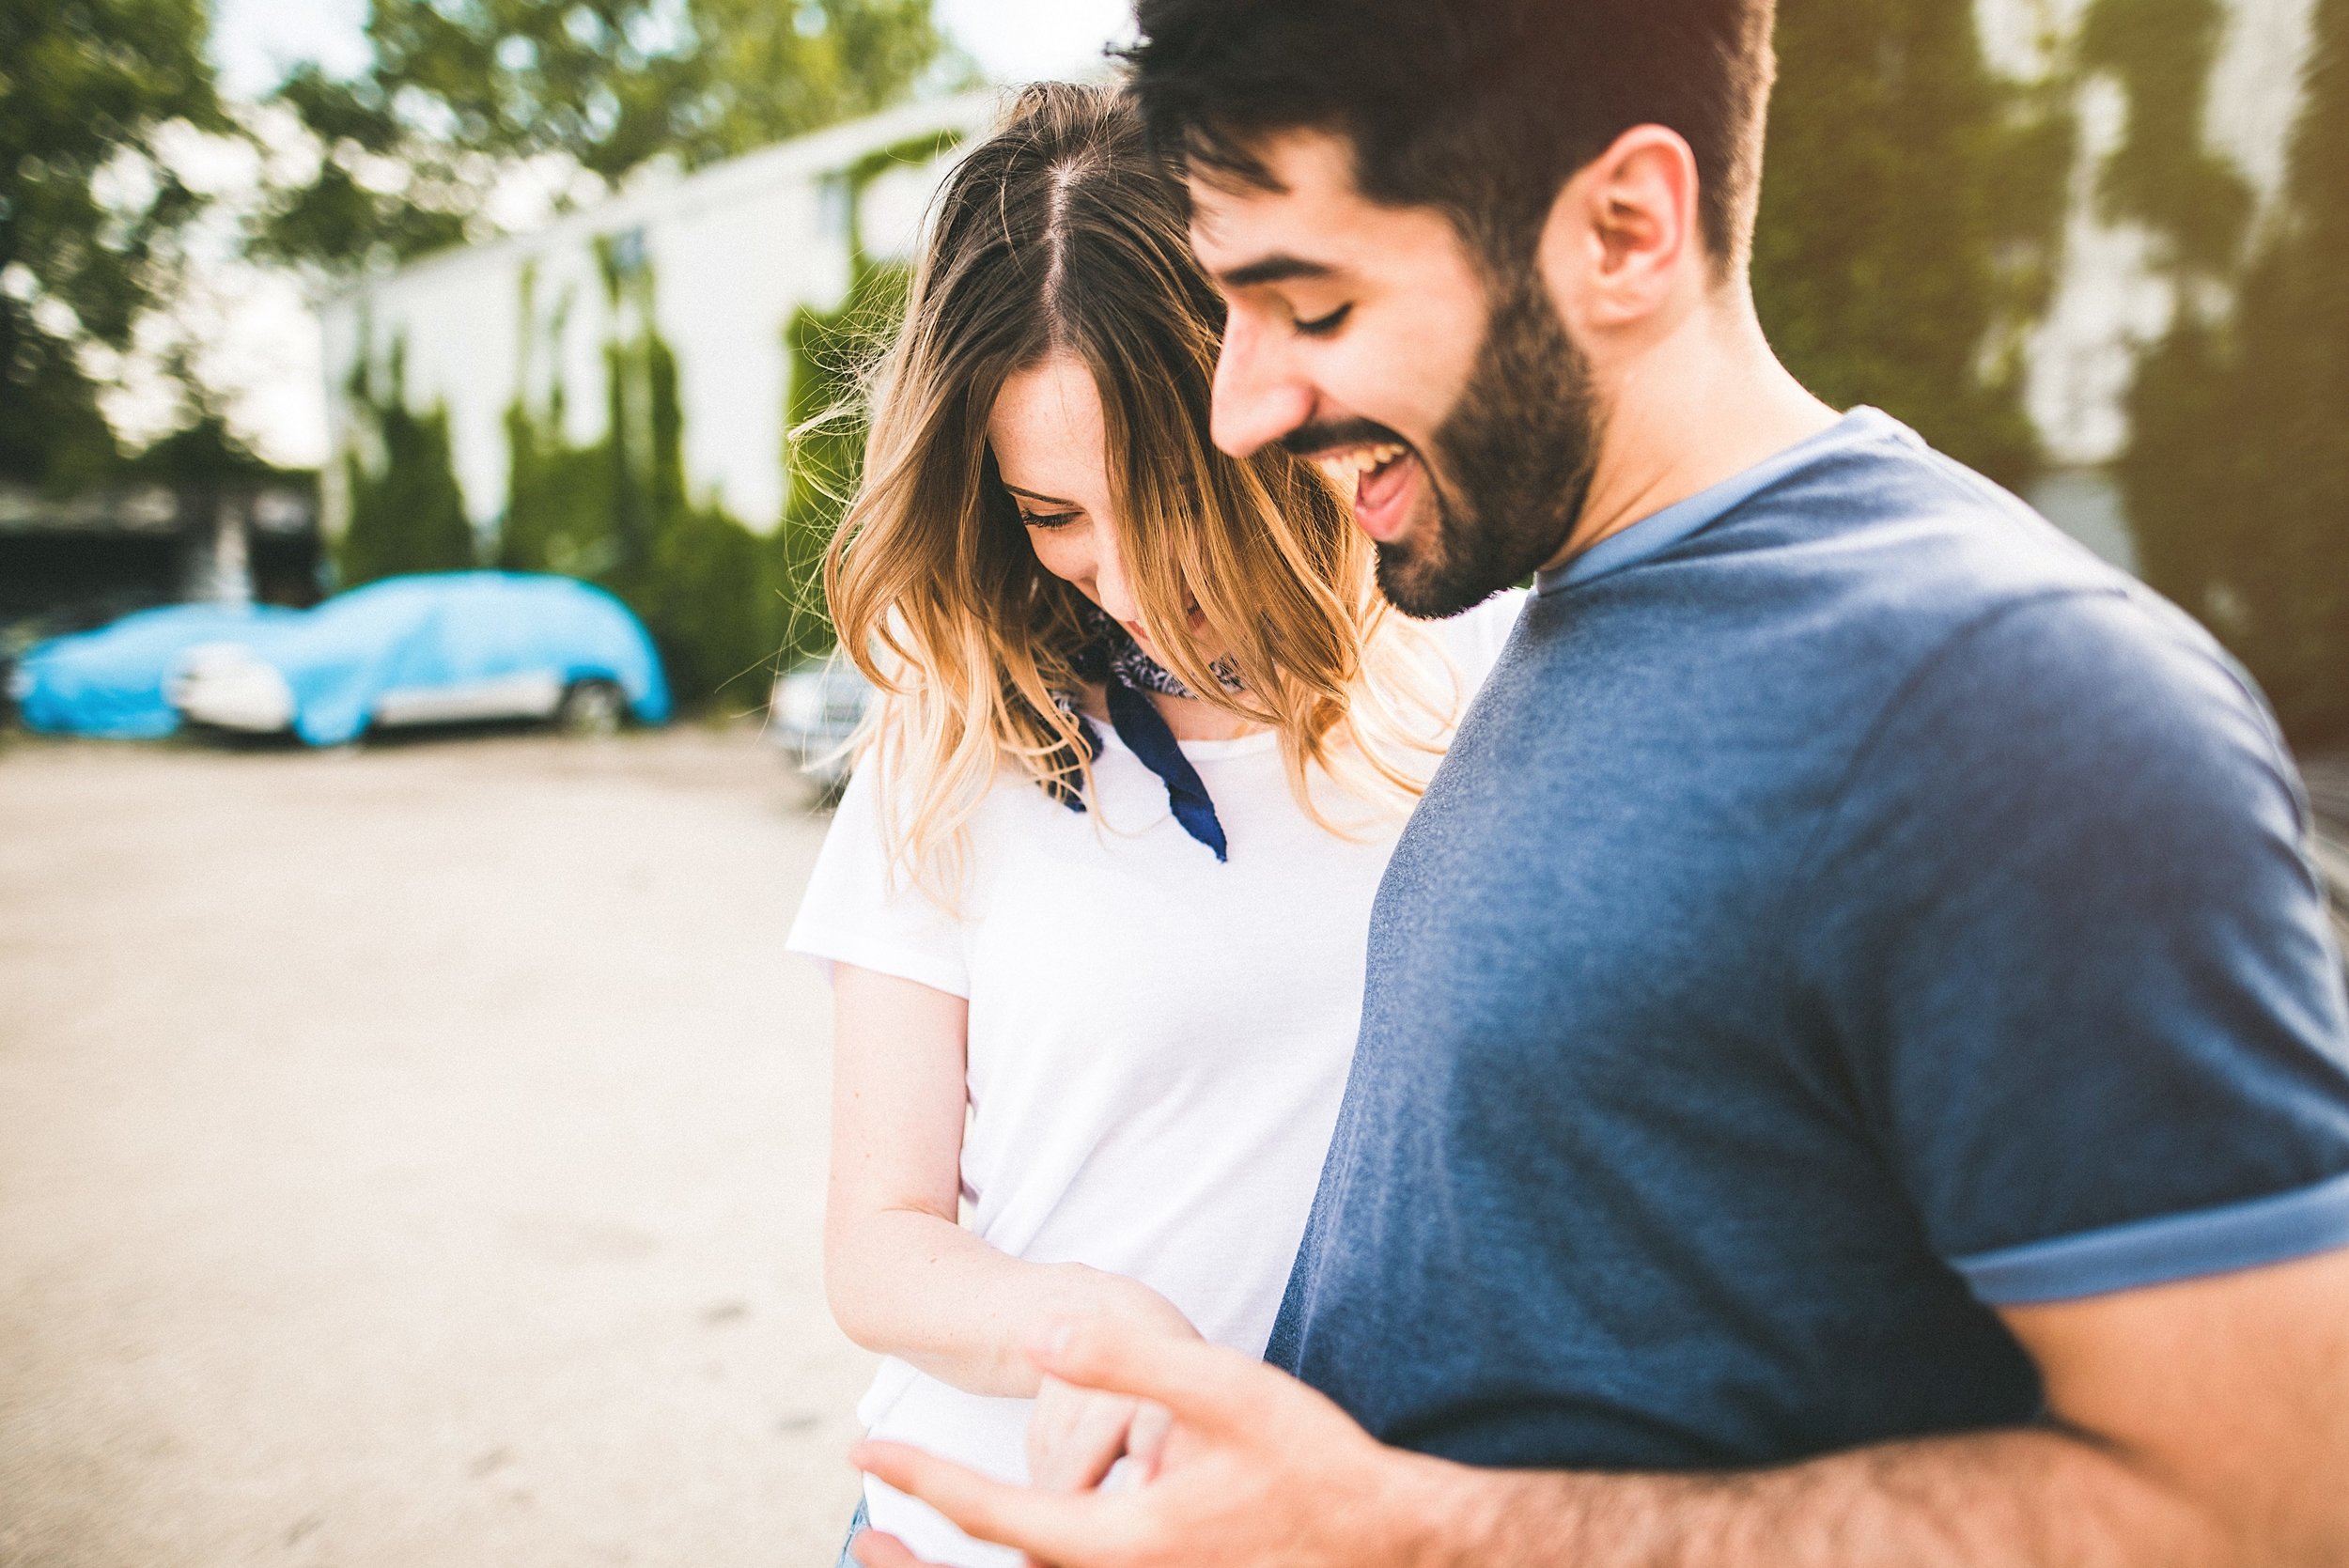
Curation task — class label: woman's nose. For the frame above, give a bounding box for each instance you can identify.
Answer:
[1090,523,1141,623]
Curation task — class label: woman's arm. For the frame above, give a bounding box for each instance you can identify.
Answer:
[822,963,1192,1398]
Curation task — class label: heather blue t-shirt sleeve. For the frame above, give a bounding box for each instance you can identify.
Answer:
[1796,588,2349,1306]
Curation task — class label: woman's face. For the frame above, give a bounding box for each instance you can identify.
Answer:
[989,352,1216,664]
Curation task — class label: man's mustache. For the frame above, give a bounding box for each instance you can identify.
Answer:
[1280,419,1415,460]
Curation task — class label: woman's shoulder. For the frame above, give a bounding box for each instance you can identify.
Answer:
[1428,586,1531,691]
[1370,587,1529,716]
[827,744,1051,868]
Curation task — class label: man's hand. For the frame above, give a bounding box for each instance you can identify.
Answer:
[852,1317,1445,1568]
[854,1249,2349,1568]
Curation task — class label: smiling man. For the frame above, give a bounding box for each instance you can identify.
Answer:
[850,3,2349,1564]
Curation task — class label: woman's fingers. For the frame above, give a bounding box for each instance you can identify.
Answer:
[1027,1377,1140,1492]
[1123,1400,1174,1483]
[1026,1317,1268,1437]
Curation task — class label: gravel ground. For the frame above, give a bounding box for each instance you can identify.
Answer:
[0,724,874,1568]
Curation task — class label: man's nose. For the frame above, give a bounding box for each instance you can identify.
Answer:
[1210,316,1315,459]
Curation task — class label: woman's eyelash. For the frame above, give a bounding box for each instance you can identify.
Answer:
[1294,303,1353,338]
[1019,510,1080,529]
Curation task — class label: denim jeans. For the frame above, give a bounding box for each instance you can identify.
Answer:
[832,1498,869,1568]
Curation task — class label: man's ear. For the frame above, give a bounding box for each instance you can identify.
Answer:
[1536,124,1703,340]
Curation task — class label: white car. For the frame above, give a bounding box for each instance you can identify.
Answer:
[769,657,874,796]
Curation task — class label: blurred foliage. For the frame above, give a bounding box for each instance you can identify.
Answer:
[279,4,954,706]
[2109,0,2349,745]
[774,132,949,668]
[2081,0,2254,279]
[1755,0,2075,489]
[500,248,780,707]
[776,262,906,668]
[340,335,476,584]
[501,272,615,581]
[125,401,283,483]
[255,0,951,273]
[0,0,230,489]
[493,131,953,703]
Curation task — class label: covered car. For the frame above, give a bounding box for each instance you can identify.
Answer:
[168,572,669,746]
[8,602,303,739]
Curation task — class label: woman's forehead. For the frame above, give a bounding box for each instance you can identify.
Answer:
[990,355,1108,498]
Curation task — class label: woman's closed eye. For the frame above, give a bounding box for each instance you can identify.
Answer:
[1019,509,1081,530]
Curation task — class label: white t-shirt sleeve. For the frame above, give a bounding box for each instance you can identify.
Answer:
[786,761,970,998]
[1435,586,1530,693]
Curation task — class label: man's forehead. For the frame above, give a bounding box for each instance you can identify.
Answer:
[1186,129,1367,265]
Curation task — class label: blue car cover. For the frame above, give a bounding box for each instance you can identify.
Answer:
[10,602,303,739]
[227,572,670,746]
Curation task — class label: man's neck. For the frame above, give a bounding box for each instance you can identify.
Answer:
[1546,289,1840,574]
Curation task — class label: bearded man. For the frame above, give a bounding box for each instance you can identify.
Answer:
[853,4,2349,1563]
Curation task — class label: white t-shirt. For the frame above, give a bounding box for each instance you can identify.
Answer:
[786,592,1524,1567]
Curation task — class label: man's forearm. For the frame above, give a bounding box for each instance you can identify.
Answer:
[1404,1427,2228,1568]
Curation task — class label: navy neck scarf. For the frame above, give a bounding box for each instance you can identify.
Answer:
[1056,606,1234,861]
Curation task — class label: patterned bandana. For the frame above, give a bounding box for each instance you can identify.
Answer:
[1051,603,1238,861]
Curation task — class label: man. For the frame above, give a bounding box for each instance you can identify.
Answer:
[854,2,2349,1562]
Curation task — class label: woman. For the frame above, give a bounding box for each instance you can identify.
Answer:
[786,83,1521,1568]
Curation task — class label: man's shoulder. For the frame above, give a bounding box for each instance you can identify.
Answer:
[1738,422,2131,619]
[1724,426,2250,731]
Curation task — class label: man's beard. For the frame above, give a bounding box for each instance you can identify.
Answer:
[1377,274,1602,619]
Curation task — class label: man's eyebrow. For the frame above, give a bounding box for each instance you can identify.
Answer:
[1003,484,1079,506]
[1214,254,1337,288]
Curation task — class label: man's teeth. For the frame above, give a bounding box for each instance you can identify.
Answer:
[1312,442,1408,489]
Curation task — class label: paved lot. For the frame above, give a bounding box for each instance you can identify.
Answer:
[0,725,873,1567]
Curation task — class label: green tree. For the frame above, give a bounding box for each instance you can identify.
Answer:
[340,338,475,584]
[256,0,950,272]
[1754,0,2074,489]
[2108,0,2349,744]
[0,0,229,489]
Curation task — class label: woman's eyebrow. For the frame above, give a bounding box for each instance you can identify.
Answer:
[1003,485,1080,506]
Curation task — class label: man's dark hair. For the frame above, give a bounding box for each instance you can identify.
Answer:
[1125,0,1778,273]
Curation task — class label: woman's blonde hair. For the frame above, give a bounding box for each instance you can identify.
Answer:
[826,82,1457,888]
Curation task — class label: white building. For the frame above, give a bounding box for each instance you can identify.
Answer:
[318,91,999,547]
[319,1,2322,573]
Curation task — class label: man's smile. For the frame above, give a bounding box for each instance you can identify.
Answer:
[1308,441,1424,543]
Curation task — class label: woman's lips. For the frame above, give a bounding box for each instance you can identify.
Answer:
[1120,602,1207,650]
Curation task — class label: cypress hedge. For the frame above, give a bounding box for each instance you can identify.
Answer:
[339,340,475,587]
[2106,0,2349,745]
[1753,0,2074,491]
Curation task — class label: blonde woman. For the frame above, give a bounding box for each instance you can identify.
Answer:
[786,84,1521,1568]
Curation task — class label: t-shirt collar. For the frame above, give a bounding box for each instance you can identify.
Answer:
[1536,407,1905,596]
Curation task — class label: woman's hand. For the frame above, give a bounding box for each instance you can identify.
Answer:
[1027,1374,1173,1492]
[1025,1274,1196,1493]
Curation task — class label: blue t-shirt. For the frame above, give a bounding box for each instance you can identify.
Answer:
[1268,409,2349,1469]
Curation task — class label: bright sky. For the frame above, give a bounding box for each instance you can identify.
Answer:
[208,0,1137,101]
